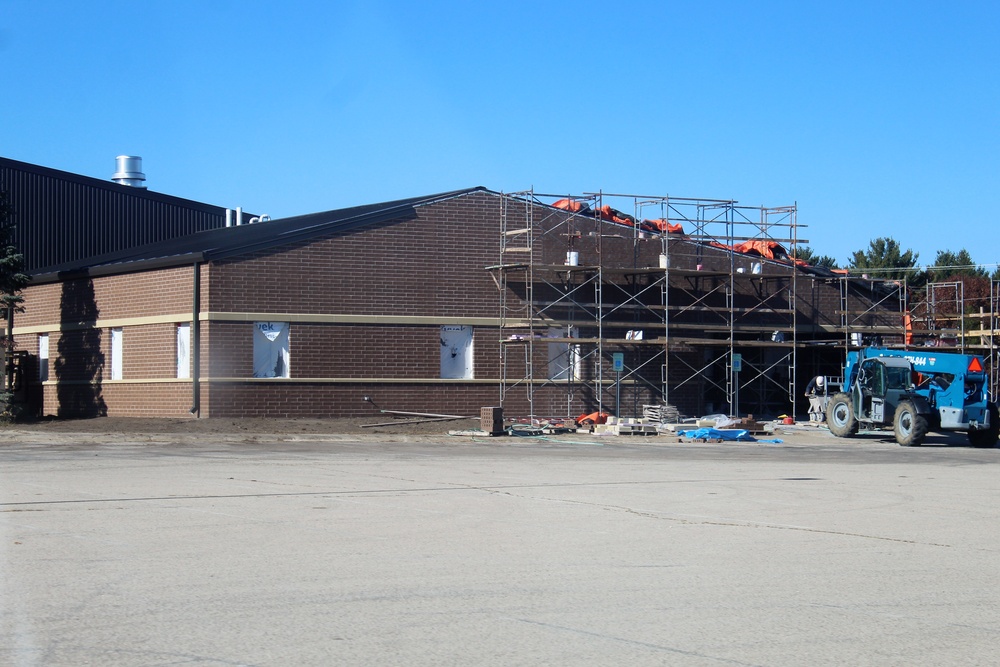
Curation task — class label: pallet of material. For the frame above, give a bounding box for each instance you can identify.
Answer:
[593,420,659,436]
[642,404,681,424]
[737,419,774,435]
[613,423,659,436]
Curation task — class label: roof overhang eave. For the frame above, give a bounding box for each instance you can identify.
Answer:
[29,252,206,285]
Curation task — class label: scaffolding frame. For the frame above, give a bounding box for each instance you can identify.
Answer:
[906,281,966,351]
[838,276,908,351]
[990,281,1000,400]
[492,189,805,421]
[493,196,1000,420]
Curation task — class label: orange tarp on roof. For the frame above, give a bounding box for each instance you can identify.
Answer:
[733,240,789,261]
[553,200,686,236]
[552,198,588,213]
[597,205,636,226]
[642,219,685,234]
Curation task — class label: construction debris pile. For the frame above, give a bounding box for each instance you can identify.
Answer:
[438,403,788,442]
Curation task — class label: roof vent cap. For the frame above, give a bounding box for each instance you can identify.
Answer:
[112,155,146,188]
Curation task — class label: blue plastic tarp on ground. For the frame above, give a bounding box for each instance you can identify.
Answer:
[677,428,783,444]
[677,428,755,441]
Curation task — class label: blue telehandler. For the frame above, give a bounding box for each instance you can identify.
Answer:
[826,347,999,447]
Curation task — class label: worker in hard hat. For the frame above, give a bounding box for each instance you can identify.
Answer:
[805,375,828,422]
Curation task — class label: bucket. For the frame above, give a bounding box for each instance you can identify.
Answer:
[782,417,794,425]
[566,251,579,266]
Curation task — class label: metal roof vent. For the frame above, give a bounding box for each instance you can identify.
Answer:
[112,155,146,188]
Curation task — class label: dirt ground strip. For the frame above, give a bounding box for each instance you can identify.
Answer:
[0,415,830,446]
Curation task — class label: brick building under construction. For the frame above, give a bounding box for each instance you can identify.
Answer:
[5,156,988,421]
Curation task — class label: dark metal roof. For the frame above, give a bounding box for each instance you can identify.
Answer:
[30,186,490,282]
[1,156,237,272]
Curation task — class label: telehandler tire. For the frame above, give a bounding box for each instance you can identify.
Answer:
[894,400,928,447]
[968,403,999,448]
[826,392,858,437]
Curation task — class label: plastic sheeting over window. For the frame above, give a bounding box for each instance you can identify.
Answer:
[177,323,191,379]
[110,327,123,380]
[440,325,473,379]
[548,327,581,381]
[253,322,290,378]
[38,333,49,382]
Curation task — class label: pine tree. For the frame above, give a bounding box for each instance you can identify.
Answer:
[929,249,987,280]
[790,246,839,269]
[848,237,923,284]
[0,190,28,395]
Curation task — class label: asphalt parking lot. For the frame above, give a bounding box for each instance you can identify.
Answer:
[2,425,999,666]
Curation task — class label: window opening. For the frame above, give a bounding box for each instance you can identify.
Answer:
[547,326,581,380]
[110,328,123,380]
[253,322,290,378]
[38,333,49,382]
[177,323,191,379]
[440,325,474,379]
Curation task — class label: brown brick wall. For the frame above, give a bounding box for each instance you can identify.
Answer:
[292,324,501,378]
[202,322,252,379]
[201,321,502,380]
[207,191,503,318]
[37,383,194,418]
[19,266,194,327]
[112,323,179,379]
[181,190,510,418]
[201,382,504,419]
[47,329,105,384]
[20,321,192,417]
[15,266,195,416]
[16,282,62,328]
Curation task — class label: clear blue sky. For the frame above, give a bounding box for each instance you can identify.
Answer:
[3,1,998,269]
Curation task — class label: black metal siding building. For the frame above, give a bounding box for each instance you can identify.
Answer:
[0,156,236,273]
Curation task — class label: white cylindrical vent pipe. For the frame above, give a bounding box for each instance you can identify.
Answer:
[112,155,146,188]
